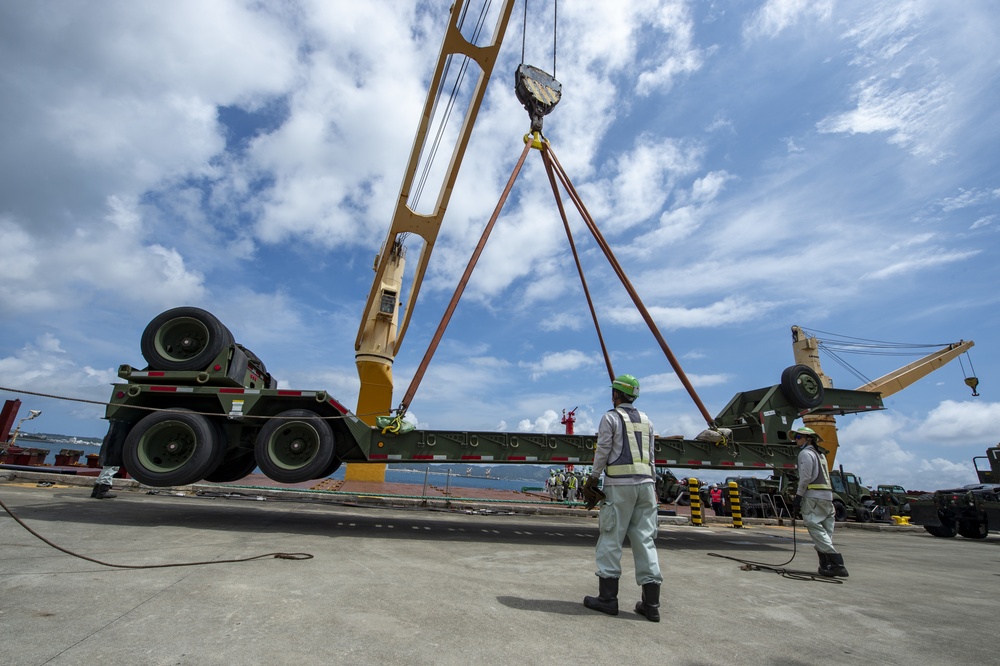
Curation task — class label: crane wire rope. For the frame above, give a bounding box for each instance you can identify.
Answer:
[520,0,557,77]
[799,326,978,389]
[412,0,492,210]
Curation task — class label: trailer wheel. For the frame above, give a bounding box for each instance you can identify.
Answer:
[855,506,873,523]
[923,523,958,538]
[255,409,335,484]
[833,500,848,522]
[958,516,988,539]
[779,364,824,409]
[141,306,234,371]
[204,451,259,483]
[123,409,225,486]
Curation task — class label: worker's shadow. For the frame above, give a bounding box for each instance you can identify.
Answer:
[496,595,645,620]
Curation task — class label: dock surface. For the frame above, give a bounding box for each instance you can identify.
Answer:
[0,472,994,665]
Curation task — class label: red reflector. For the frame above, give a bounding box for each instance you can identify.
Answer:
[214,364,222,371]
[277,390,301,396]
[147,371,165,377]
[218,388,244,394]
[720,461,735,466]
[115,391,125,399]
[150,386,176,392]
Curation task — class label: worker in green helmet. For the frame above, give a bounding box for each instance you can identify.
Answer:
[582,374,663,622]
[790,426,848,578]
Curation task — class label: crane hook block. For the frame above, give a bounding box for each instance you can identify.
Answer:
[965,376,980,396]
[515,64,561,133]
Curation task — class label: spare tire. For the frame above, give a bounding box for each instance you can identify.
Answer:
[141,306,234,371]
[780,364,825,409]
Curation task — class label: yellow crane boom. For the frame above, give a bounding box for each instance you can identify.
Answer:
[791,326,975,468]
[351,0,517,481]
[854,340,975,398]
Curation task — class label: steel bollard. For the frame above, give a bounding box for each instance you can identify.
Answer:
[727,481,743,528]
[689,478,703,526]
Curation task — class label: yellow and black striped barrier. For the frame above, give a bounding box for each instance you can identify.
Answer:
[689,478,703,526]
[728,481,743,529]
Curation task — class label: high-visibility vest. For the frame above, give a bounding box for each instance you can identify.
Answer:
[606,406,654,478]
[804,446,832,491]
[710,488,723,502]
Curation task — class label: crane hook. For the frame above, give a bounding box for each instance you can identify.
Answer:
[965,376,980,396]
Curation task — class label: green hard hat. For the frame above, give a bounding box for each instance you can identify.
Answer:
[791,426,823,442]
[611,374,640,398]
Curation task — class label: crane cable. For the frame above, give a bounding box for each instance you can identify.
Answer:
[521,0,557,77]
[800,327,979,394]
[412,0,493,210]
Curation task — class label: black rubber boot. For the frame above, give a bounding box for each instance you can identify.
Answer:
[825,552,849,578]
[91,483,117,499]
[817,551,832,576]
[583,576,619,615]
[635,583,661,622]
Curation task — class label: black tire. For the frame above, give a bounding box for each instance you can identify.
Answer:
[833,500,848,522]
[958,517,989,539]
[237,344,268,375]
[123,409,225,487]
[855,507,873,523]
[141,307,234,371]
[204,451,259,483]
[317,455,343,480]
[255,409,336,484]
[779,364,825,409]
[924,523,958,538]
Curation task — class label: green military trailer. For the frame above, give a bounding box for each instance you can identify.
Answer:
[99,307,886,489]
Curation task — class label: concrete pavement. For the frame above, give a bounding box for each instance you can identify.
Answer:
[1,472,996,665]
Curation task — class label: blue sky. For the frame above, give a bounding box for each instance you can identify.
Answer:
[2,0,998,491]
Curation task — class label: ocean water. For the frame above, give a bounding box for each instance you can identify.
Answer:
[7,436,542,492]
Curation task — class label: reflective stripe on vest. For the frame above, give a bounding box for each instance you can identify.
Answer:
[606,406,654,478]
[805,446,832,490]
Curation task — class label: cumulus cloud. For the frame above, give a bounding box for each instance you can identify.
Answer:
[519,350,599,380]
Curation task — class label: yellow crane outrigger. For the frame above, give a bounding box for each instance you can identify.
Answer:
[351,1,518,481]
[791,325,976,469]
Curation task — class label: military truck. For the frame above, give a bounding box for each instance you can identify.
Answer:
[718,475,792,518]
[909,445,1000,538]
[98,307,887,489]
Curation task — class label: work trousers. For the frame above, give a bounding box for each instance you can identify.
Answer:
[802,496,837,554]
[594,483,663,585]
[96,466,119,486]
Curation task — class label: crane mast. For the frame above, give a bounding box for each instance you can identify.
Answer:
[351,0,517,481]
[791,325,975,469]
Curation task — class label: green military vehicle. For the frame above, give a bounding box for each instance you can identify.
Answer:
[98,307,887,490]
[909,445,1000,539]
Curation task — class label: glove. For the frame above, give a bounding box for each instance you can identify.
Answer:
[791,495,802,516]
[582,476,606,510]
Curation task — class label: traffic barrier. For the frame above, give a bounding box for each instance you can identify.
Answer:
[689,478,703,526]
[728,481,743,529]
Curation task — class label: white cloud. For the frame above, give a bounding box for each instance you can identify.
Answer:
[519,350,599,380]
[743,0,833,40]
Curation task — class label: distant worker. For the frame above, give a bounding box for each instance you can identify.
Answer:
[91,466,118,499]
[566,472,578,502]
[582,374,662,622]
[709,484,724,516]
[790,426,848,578]
[546,470,558,502]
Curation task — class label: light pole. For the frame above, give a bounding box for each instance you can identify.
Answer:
[8,410,42,447]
